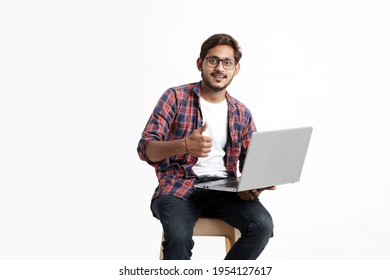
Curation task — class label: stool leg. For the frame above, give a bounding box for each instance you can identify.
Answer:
[159,233,164,260]
[159,218,241,259]
[225,237,232,254]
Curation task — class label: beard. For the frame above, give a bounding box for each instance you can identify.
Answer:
[201,71,234,92]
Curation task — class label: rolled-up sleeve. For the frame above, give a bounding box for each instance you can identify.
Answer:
[137,137,155,165]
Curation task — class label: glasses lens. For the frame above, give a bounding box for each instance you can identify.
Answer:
[205,57,235,70]
[206,58,218,66]
[223,60,235,70]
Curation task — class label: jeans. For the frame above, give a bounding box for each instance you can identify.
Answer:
[151,183,274,260]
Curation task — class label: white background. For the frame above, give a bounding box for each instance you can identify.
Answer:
[1,0,389,260]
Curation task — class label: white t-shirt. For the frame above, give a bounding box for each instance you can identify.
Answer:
[192,97,228,178]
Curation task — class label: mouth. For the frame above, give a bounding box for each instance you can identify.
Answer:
[211,72,227,80]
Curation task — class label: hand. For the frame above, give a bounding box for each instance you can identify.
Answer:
[237,186,277,201]
[186,123,213,157]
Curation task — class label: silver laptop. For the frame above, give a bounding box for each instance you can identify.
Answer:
[194,126,313,192]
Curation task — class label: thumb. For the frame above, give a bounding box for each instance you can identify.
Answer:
[197,122,208,134]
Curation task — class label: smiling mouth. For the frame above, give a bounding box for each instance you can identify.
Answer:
[212,72,226,80]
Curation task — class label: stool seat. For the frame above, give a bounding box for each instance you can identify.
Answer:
[159,217,241,260]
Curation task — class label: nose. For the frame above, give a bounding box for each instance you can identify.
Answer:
[215,60,224,71]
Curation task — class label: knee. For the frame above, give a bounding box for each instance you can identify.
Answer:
[245,214,274,239]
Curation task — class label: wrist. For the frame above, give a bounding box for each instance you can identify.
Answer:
[183,137,189,155]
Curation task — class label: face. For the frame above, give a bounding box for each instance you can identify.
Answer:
[197,45,240,93]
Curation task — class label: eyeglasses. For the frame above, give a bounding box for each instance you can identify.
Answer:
[203,56,237,70]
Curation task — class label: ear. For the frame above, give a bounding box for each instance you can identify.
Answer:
[233,62,240,77]
[196,58,203,71]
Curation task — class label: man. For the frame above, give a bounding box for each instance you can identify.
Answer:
[137,34,275,260]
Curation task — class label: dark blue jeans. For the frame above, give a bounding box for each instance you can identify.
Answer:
[151,185,274,260]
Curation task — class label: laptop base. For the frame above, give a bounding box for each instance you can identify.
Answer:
[194,177,240,192]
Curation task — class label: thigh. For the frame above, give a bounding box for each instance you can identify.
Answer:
[207,192,273,234]
[151,195,203,235]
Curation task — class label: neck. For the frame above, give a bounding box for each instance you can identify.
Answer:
[200,82,226,103]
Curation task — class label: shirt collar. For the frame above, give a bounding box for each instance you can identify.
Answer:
[193,81,236,111]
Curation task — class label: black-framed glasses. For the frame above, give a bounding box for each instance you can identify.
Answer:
[203,56,237,70]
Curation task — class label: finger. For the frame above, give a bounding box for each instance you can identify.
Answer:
[201,141,213,148]
[194,135,212,143]
[202,136,213,142]
[188,134,212,145]
[238,191,254,201]
[197,122,208,134]
[249,190,259,199]
[199,150,211,157]
[237,192,248,200]
[251,189,259,196]
[203,147,212,153]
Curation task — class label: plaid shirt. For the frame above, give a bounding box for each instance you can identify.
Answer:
[137,81,256,201]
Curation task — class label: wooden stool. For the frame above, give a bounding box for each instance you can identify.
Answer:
[159,217,241,259]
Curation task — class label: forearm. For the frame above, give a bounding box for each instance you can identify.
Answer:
[145,138,187,163]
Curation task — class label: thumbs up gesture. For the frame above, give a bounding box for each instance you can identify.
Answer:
[186,122,212,158]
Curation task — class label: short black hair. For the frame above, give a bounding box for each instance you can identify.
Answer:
[200,34,242,63]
